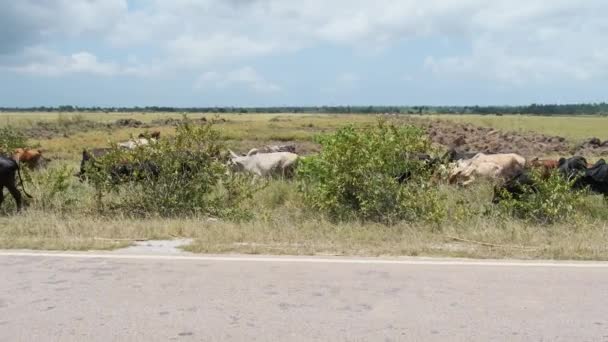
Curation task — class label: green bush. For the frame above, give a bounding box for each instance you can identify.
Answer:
[297,119,445,224]
[0,126,27,153]
[496,171,586,224]
[87,121,258,219]
[31,165,84,213]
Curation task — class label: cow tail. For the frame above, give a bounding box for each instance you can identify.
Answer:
[16,163,33,198]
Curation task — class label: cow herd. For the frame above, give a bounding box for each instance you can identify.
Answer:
[1,130,608,213]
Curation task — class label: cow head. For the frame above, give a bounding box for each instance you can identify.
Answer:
[227,150,246,172]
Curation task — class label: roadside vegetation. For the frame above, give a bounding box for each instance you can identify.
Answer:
[1,112,607,260]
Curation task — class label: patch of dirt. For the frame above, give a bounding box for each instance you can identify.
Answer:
[22,120,112,139]
[21,117,212,140]
[150,117,210,126]
[397,117,608,158]
[114,118,145,128]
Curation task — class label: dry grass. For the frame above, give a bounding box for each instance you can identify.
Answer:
[1,211,607,260]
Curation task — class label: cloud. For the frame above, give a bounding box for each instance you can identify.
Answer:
[167,34,278,67]
[5,47,119,76]
[2,0,608,86]
[322,72,361,93]
[195,67,281,93]
[0,0,127,54]
[423,0,608,83]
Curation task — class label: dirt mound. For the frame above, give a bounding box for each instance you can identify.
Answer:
[398,117,608,158]
[114,118,145,128]
[21,119,111,139]
[150,117,208,126]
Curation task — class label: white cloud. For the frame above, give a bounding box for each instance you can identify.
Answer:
[7,48,119,76]
[195,67,281,93]
[167,34,278,68]
[2,0,608,85]
[322,72,361,93]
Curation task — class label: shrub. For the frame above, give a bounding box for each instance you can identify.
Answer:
[297,119,445,224]
[0,126,27,153]
[496,171,586,224]
[31,165,83,213]
[86,121,258,219]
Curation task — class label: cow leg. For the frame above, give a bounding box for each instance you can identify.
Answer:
[6,182,23,211]
[0,186,4,209]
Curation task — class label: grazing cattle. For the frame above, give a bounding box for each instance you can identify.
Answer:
[138,131,161,140]
[492,171,538,204]
[530,158,559,169]
[118,137,156,150]
[13,148,43,169]
[109,160,160,183]
[78,148,159,182]
[573,159,608,197]
[448,153,526,186]
[529,158,559,179]
[246,148,260,157]
[396,153,442,183]
[246,144,297,156]
[442,148,479,163]
[264,144,296,154]
[78,148,112,179]
[0,156,31,211]
[558,156,588,180]
[229,150,298,177]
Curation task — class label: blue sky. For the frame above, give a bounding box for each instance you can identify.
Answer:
[1,0,607,107]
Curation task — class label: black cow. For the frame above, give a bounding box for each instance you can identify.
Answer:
[78,148,112,180]
[396,153,442,183]
[574,159,608,197]
[0,156,31,211]
[492,171,538,204]
[78,148,160,183]
[558,156,588,180]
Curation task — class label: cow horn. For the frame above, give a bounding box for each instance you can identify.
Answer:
[228,150,239,159]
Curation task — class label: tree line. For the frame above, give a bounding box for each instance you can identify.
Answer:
[2,103,608,115]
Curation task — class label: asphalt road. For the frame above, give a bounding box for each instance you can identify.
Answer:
[1,252,608,342]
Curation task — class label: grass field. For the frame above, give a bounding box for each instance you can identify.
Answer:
[430,114,608,140]
[1,112,608,259]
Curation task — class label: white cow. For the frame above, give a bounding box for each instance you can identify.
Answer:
[229,150,299,177]
[118,138,156,150]
[448,153,526,186]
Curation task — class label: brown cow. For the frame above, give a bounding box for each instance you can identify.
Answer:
[529,158,559,169]
[13,148,43,169]
[138,131,161,139]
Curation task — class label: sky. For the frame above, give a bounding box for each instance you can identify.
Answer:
[0,0,607,107]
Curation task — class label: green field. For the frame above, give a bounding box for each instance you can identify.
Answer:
[431,114,608,140]
[1,112,608,260]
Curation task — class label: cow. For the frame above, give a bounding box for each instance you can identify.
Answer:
[138,131,161,140]
[12,148,43,169]
[246,144,296,157]
[529,158,559,179]
[530,158,559,169]
[442,148,479,163]
[0,156,31,211]
[263,144,296,154]
[78,148,159,183]
[448,153,526,186]
[228,150,298,178]
[572,159,608,197]
[118,137,156,150]
[492,171,538,204]
[396,153,442,183]
[78,148,112,180]
[557,156,588,180]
